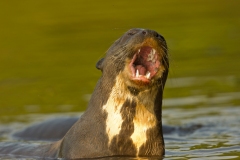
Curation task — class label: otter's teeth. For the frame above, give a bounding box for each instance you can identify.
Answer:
[138,49,141,54]
[136,69,139,77]
[150,48,156,56]
[147,49,156,62]
[146,71,151,79]
[152,49,156,55]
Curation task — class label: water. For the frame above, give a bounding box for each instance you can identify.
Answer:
[0,105,240,159]
[164,105,240,159]
[0,91,240,159]
[162,77,240,159]
[0,0,240,159]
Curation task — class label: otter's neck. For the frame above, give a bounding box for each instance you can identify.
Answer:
[60,73,164,158]
[99,73,164,156]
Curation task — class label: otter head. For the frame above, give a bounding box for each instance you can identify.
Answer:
[96,28,168,94]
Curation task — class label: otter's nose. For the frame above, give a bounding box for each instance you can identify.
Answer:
[141,29,160,38]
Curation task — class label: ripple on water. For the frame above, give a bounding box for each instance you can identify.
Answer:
[163,101,240,159]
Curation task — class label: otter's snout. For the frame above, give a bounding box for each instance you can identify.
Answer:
[139,29,164,41]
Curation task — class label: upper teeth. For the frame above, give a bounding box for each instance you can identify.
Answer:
[147,49,156,62]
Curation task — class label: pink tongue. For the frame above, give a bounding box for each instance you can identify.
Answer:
[136,65,146,75]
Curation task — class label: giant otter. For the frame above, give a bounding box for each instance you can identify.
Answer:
[0,28,169,159]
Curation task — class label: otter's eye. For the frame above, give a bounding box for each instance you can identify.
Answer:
[128,32,135,36]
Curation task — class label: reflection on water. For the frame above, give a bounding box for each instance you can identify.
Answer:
[163,92,240,106]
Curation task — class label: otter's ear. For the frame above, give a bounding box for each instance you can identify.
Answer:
[96,58,104,71]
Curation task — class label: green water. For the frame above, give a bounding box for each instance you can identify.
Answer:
[0,0,240,159]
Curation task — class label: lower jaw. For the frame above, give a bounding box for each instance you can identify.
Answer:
[130,77,151,85]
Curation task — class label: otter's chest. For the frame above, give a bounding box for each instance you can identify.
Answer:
[103,98,157,155]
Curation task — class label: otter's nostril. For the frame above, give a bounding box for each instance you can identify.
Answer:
[142,31,147,35]
[155,33,160,38]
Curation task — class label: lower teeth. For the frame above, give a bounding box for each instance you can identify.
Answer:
[146,71,151,79]
[135,70,151,80]
[136,69,139,77]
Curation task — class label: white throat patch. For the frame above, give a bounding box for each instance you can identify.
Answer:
[102,74,128,144]
[102,73,158,155]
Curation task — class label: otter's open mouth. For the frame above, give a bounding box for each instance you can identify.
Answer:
[129,46,160,83]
